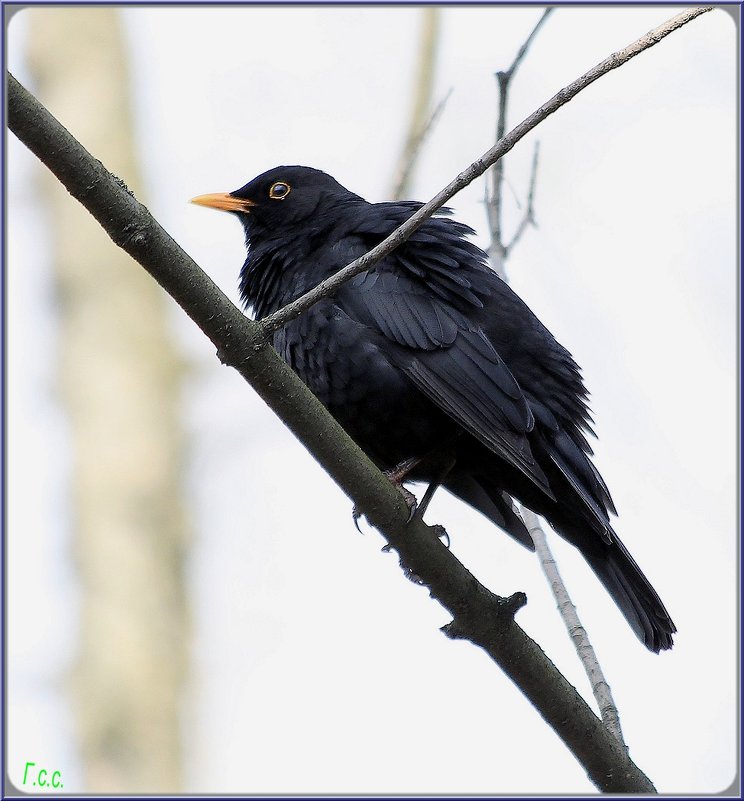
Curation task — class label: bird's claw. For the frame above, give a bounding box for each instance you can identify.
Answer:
[381,462,420,522]
[352,504,364,533]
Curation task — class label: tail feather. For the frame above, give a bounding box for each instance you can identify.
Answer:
[586,535,676,652]
[445,469,676,652]
[441,456,676,652]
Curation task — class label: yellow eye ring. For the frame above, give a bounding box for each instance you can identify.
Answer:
[269,181,291,200]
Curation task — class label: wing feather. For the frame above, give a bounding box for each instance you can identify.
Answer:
[403,344,553,496]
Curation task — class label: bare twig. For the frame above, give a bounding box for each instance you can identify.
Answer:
[8,71,658,792]
[504,8,556,83]
[260,6,711,336]
[504,139,540,259]
[489,9,553,256]
[523,510,626,746]
[484,9,627,748]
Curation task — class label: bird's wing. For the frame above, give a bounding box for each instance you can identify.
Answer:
[341,261,554,497]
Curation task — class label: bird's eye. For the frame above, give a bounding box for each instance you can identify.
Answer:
[269,181,291,200]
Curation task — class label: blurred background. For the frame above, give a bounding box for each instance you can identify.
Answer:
[6,5,737,794]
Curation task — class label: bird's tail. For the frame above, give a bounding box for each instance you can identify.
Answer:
[584,534,676,652]
[445,470,676,652]
[525,431,677,652]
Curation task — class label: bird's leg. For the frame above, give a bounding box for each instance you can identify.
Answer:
[412,450,457,548]
[415,450,457,519]
[385,445,460,519]
[384,455,421,483]
[353,446,456,539]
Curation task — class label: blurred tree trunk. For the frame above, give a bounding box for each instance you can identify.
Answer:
[26,8,189,792]
[389,7,441,199]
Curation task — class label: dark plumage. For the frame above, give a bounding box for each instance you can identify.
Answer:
[192,165,676,652]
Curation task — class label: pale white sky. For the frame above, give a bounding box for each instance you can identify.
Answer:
[7,4,738,795]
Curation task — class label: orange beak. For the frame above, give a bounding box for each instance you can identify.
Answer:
[190,192,256,214]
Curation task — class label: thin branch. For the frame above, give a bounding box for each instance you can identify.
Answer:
[503,139,540,259]
[484,10,627,748]
[8,70,660,793]
[260,5,711,335]
[505,8,555,83]
[524,510,626,746]
[490,9,553,253]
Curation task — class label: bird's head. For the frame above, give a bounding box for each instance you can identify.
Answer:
[191,165,360,238]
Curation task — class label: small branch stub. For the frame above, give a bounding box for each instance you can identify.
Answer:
[441,589,527,641]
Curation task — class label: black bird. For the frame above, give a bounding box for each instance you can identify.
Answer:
[192,165,676,652]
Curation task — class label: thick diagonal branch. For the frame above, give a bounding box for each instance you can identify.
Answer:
[9,71,659,792]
